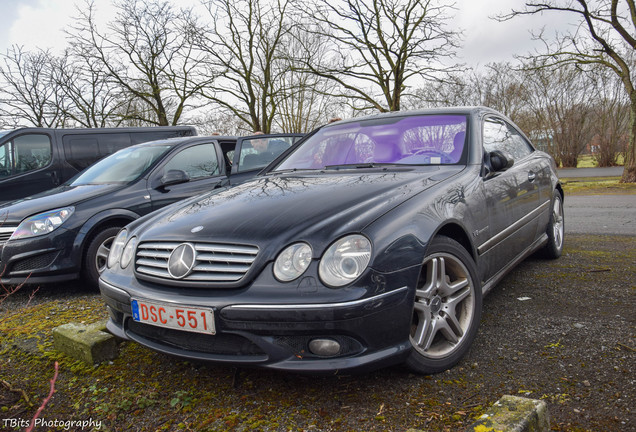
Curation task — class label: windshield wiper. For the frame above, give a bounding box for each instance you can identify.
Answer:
[269,168,320,175]
[324,163,400,170]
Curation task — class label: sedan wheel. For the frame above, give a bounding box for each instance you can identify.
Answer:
[83,226,122,289]
[542,191,564,259]
[405,236,482,374]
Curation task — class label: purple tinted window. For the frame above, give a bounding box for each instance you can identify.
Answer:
[276,115,467,170]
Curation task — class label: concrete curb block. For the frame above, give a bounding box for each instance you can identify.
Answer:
[52,321,119,365]
[465,395,549,432]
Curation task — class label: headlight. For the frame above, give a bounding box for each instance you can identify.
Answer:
[319,235,371,287]
[274,242,312,282]
[107,229,128,268]
[10,207,75,240]
[120,236,137,269]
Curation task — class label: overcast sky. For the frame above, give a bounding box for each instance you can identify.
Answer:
[0,0,568,69]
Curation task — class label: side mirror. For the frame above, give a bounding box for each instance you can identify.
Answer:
[160,169,190,187]
[487,150,514,173]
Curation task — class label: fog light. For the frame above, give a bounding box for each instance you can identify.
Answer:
[308,338,341,357]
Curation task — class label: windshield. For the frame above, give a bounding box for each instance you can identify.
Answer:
[275,114,467,171]
[70,145,171,185]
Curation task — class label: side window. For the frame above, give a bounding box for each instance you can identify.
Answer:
[163,144,219,180]
[237,136,294,172]
[0,134,52,177]
[483,117,533,161]
[0,141,12,178]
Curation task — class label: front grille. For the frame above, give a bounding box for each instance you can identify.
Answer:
[127,319,265,356]
[0,226,17,243]
[135,241,259,283]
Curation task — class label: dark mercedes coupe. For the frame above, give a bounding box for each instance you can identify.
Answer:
[100,107,564,374]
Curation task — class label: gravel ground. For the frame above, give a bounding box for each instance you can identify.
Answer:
[0,234,634,431]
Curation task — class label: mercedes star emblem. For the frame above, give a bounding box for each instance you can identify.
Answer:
[167,243,196,279]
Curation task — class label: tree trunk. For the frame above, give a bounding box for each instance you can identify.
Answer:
[621,96,636,183]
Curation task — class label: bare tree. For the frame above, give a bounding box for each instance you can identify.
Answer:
[0,46,64,127]
[67,0,211,126]
[523,62,594,167]
[275,29,340,132]
[502,0,636,181]
[295,0,461,113]
[53,49,127,128]
[587,65,630,166]
[190,109,251,136]
[406,73,476,109]
[196,0,294,133]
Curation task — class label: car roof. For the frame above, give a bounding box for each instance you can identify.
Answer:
[127,135,238,150]
[324,106,498,128]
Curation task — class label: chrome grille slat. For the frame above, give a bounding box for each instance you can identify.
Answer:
[136,258,168,268]
[195,252,255,263]
[195,244,258,255]
[0,226,18,242]
[185,273,244,281]
[137,250,171,259]
[193,263,250,273]
[135,241,259,283]
[137,267,171,278]
[141,242,182,250]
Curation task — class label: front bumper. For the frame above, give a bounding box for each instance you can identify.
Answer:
[100,264,420,374]
[0,228,79,285]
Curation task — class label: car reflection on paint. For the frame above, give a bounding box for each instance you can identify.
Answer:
[100,107,564,374]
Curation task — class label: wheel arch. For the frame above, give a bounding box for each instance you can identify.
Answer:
[555,183,564,202]
[72,209,139,262]
[432,222,476,263]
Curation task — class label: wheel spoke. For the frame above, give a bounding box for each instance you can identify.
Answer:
[97,243,110,260]
[416,317,438,351]
[448,285,471,305]
[442,308,464,340]
[439,277,469,297]
[438,317,459,344]
[419,257,440,295]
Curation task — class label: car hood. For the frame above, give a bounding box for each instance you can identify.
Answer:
[0,183,123,223]
[137,167,463,255]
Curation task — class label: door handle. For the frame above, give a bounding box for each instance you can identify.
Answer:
[528,171,536,182]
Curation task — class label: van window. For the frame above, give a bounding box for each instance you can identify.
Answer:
[64,138,99,171]
[63,133,132,171]
[0,134,52,178]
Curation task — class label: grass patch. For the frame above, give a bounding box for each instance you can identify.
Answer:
[560,176,636,195]
[576,154,624,168]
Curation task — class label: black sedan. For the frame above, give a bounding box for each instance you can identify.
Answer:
[0,136,236,287]
[100,107,564,374]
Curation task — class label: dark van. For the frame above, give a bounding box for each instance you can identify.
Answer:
[0,126,196,203]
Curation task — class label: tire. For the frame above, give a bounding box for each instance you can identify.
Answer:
[405,236,482,374]
[541,190,564,259]
[83,226,122,289]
